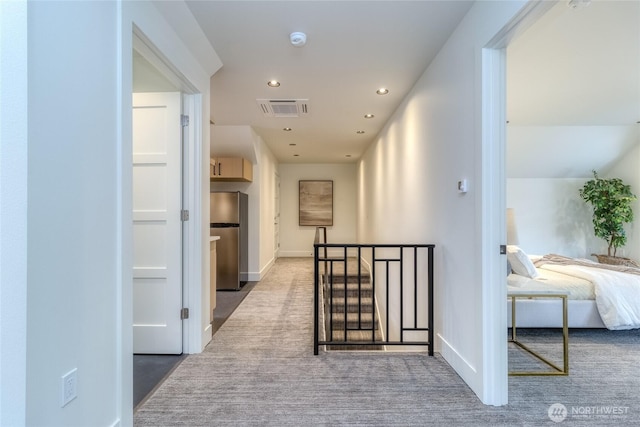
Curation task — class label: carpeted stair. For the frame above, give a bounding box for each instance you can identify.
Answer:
[321,258,383,350]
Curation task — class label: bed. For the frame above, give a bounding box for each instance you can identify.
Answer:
[506,247,640,330]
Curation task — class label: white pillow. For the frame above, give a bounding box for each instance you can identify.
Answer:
[506,245,539,278]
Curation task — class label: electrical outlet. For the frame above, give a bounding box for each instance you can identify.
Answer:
[61,368,77,407]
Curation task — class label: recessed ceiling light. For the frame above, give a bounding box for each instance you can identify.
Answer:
[345,154,352,158]
[376,88,389,95]
[356,130,365,134]
[364,114,374,119]
[267,80,281,87]
[283,127,292,131]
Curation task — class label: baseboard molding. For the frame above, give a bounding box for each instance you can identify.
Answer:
[438,333,481,398]
[279,251,314,258]
[201,323,212,351]
[243,257,277,282]
[279,249,349,258]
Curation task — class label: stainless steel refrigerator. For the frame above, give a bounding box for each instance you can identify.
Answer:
[210,191,248,291]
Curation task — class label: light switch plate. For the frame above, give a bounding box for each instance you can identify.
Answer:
[458,179,468,193]
[61,368,77,407]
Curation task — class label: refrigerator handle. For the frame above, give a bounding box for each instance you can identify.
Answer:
[218,162,222,176]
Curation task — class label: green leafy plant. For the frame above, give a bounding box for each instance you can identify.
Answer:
[579,170,637,257]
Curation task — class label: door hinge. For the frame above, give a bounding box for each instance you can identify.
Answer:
[181,209,190,221]
[180,308,189,320]
[181,114,190,127]
[500,244,507,255]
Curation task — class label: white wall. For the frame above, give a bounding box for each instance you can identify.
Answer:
[0,1,28,425]
[506,179,599,258]
[507,125,638,179]
[26,2,121,425]
[279,163,357,257]
[357,0,526,405]
[604,140,640,262]
[257,136,279,275]
[506,140,640,263]
[17,1,219,425]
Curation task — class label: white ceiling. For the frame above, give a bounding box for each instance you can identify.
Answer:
[186,0,474,163]
[507,0,639,126]
[507,0,640,178]
[184,0,639,171]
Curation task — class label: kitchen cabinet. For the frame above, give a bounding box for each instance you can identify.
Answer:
[210,157,253,182]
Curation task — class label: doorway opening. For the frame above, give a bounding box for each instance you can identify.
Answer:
[131,28,201,408]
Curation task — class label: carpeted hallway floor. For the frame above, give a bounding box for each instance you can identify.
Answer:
[134,257,640,426]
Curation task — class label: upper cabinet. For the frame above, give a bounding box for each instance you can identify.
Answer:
[210,157,253,182]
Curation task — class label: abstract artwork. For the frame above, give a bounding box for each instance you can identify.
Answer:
[299,180,333,226]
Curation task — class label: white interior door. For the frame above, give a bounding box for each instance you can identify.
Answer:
[132,92,183,354]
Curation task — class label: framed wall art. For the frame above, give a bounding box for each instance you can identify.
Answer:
[299,180,333,226]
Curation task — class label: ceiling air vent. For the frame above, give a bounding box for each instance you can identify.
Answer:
[257,99,309,118]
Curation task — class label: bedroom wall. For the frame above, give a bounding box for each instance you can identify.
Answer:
[357,0,527,405]
[506,138,640,263]
[279,163,357,257]
[604,140,640,262]
[506,125,638,179]
[506,178,600,258]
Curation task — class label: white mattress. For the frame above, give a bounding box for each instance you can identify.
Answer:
[507,265,595,300]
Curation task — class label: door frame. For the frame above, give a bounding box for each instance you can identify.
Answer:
[481,0,556,405]
[132,28,204,355]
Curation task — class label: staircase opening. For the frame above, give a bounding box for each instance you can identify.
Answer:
[321,257,383,351]
[313,227,435,354]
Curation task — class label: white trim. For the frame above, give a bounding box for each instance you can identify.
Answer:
[480,0,557,406]
[248,256,276,281]
[438,333,479,388]
[279,251,315,258]
[117,3,133,423]
[480,46,508,406]
[0,1,28,425]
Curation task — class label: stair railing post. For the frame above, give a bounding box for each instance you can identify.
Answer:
[428,245,434,356]
[314,243,319,355]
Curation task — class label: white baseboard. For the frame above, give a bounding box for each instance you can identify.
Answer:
[279,249,351,258]
[279,250,314,257]
[201,323,212,351]
[438,333,481,398]
[243,257,277,282]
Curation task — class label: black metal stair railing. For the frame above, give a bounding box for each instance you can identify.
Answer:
[313,237,435,355]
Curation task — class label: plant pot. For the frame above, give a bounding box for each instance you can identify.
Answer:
[591,254,640,268]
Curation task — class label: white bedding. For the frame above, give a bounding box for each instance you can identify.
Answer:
[541,263,640,330]
[508,266,594,300]
[508,257,640,330]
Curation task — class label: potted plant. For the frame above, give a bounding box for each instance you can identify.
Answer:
[579,170,638,266]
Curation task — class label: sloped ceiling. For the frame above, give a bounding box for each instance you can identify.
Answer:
[507,0,640,178]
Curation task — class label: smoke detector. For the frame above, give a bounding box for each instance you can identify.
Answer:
[290,32,307,47]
